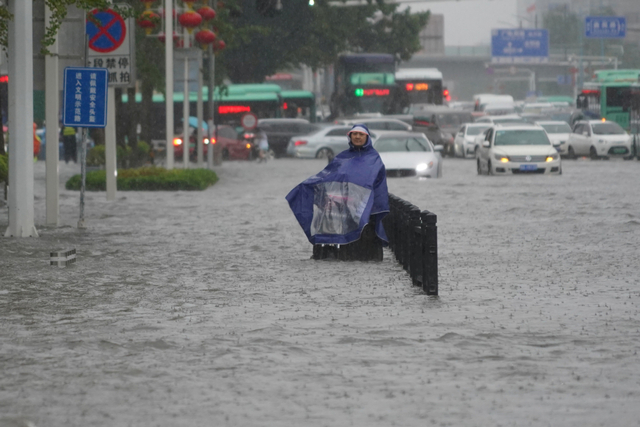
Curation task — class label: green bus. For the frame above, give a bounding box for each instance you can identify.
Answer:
[121,83,316,140]
[577,69,640,130]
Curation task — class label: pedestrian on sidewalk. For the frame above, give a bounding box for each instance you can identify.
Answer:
[61,125,77,164]
[285,124,389,261]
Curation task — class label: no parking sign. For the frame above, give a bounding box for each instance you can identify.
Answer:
[86,7,136,88]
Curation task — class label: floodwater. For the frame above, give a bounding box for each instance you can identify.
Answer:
[1,156,640,427]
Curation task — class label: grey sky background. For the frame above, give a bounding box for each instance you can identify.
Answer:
[402,0,521,46]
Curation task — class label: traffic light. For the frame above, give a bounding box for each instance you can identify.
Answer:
[443,88,451,102]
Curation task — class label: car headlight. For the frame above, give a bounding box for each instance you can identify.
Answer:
[545,153,559,162]
[494,154,509,163]
[416,162,433,172]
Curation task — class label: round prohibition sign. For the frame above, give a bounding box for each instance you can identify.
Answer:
[86,9,127,53]
[241,112,258,130]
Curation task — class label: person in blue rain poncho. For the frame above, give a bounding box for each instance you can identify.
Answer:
[285,124,390,261]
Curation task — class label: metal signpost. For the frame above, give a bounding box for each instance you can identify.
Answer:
[491,29,549,64]
[63,67,109,229]
[585,16,626,39]
[86,7,136,201]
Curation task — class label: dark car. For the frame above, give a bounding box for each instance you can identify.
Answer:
[216,125,254,161]
[258,118,320,157]
[409,105,473,157]
[172,125,252,161]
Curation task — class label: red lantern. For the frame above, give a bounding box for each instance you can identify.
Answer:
[178,11,202,33]
[197,6,216,21]
[195,29,216,48]
[137,10,159,35]
[213,39,226,52]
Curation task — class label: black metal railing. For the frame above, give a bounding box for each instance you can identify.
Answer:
[384,194,438,296]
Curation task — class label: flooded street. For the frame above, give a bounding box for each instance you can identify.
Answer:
[1,157,640,426]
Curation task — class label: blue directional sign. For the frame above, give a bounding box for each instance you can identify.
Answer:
[491,29,549,64]
[585,16,626,39]
[63,67,109,128]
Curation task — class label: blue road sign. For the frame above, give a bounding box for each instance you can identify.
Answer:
[63,67,109,128]
[585,16,626,39]
[491,29,549,64]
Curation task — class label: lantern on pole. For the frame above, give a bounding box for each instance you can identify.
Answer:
[178,10,203,34]
[195,29,216,49]
[198,6,216,22]
[213,39,226,53]
[137,10,160,35]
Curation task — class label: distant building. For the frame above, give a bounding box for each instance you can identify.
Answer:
[419,14,445,55]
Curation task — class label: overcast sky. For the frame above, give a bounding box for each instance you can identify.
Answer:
[401,0,520,47]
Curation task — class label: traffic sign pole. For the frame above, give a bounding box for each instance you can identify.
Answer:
[106,87,117,201]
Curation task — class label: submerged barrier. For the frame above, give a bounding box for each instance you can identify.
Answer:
[384,194,438,296]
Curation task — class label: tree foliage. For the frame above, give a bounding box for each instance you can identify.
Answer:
[220,0,430,83]
[0,1,133,53]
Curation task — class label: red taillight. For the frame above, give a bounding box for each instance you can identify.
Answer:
[173,138,182,146]
[0,75,8,83]
[294,140,307,146]
[405,83,414,91]
[244,132,255,139]
[211,137,216,144]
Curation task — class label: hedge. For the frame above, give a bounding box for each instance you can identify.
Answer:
[0,153,7,184]
[65,167,218,191]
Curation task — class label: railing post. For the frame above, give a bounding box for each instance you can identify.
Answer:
[408,207,421,286]
[421,210,438,296]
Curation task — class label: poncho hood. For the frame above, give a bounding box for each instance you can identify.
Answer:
[286,124,390,246]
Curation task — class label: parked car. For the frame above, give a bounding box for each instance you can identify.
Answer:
[372,131,443,178]
[453,123,490,158]
[535,120,572,156]
[258,118,320,158]
[409,104,473,157]
[286,125,354,160]
[566,120,633,159]
[335,117,412,132]
[476,124,561,175]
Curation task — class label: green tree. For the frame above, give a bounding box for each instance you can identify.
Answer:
[220,0,430,83]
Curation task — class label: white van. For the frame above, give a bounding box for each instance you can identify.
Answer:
[473,94,515,112]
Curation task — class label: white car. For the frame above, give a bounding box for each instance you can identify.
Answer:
[453,123,490,158]
[566,120,633,159]
[535,121,572,156]
[335,117,412,132]
[474,114,528,125]
[286,125,355,160]
[476,124,561,175]
[372,131,443,178]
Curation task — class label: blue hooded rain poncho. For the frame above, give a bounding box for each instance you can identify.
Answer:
[285,124,390,246]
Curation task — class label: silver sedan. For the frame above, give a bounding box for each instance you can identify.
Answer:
[287,125,358,160]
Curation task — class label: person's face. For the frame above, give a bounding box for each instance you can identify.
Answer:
[350,131,367,146]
